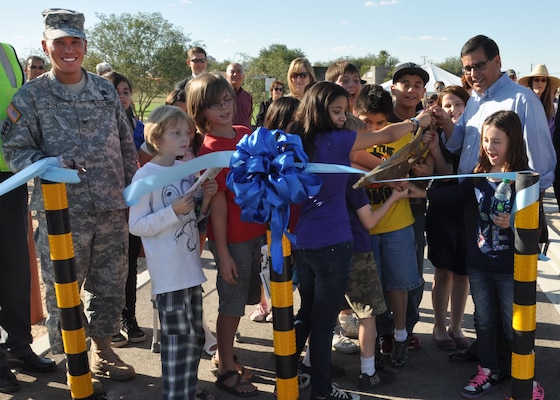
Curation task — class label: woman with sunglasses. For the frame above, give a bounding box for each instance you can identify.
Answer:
[287,57,317,100]
[518,64,560,135]
[255,80,285,127]
[521,65,560,221]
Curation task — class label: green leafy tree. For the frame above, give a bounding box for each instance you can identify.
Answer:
[348,50,400,81]
[244,44,306,107]
[436,56,463,77]
[85,12,193,119]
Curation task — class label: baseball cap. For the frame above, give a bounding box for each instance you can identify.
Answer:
[506,69,516,76]
[42,8,86,40]
[392,62,429,86]
[96,62,112,75]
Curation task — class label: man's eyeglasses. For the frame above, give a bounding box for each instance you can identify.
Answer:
[291,72,309,80]
[532,77,548,83]
[29,65,46,70]
[209,98,234,111]
[272,87,284,92]
[461,60,490,75]
[190,58,207,64]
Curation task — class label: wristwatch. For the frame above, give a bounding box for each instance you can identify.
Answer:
[409,117,420,132]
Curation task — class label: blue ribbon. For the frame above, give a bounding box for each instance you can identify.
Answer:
[0,157,80,197]
[226,127,322,274]
[511,176,540,215]
[354,171,518,188]
[123,151,234,206]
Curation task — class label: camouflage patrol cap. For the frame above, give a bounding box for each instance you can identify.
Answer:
[42,9,86,40]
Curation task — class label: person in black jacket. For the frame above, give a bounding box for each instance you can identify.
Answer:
[255,80,285,127]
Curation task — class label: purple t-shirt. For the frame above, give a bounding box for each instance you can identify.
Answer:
[294,129,356,249]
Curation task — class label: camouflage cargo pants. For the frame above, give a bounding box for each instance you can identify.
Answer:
[37,210,128,354]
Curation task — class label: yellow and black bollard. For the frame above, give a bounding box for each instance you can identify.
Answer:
[41,180,96,400]
[268,231,298,400]
[510,171,540,400]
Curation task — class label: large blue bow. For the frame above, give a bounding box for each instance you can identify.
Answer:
[226,127,321,273]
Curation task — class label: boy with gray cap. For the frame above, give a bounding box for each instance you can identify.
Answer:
[2,8,137,385]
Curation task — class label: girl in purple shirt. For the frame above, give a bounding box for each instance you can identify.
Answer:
[290,82,431,400]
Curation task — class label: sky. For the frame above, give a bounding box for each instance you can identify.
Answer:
[3,0,560,79]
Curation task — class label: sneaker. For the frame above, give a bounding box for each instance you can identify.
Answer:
[248,304,269,322]
[121,317,146,343]
[332,327,359,354]
[532,381,545,400]
[310,383,359,400]
[0,365,20,394]
[299,362,345,378]
[111,333,128,348]
[408,333,422,350]
[298,372,311,390]
[390,338,409,368]
[461,365,498,398]
[266,312,273,322]
[379,334,393,356]
[339,313,359,339]
[357,367,394,390]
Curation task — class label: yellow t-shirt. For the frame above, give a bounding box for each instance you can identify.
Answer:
[365,132,414,234]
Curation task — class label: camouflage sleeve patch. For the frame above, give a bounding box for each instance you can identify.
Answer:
[1,120,11,137]
[7,103,21,124]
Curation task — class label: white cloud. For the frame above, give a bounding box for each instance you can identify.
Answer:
[399,36,448,41]
[340,20,349,25]
[365,0,399,7]
[224,38,238,45]
[331,45,356,52]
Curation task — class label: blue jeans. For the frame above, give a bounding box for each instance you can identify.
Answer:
[468,265,513,372]
[294,241,353,398]
[371,226,422,337]
[407,210,426,333]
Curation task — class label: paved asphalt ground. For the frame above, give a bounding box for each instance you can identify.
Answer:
[2,189,560,400]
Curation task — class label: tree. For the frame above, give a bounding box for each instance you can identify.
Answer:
[85,12,193,119]
[351,50,400,81]
[243,44,306,107]
[436,56,463,77]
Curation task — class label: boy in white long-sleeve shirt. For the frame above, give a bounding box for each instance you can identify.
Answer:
[129,105,217,400]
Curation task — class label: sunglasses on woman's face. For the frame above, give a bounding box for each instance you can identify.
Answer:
[273,87,284,92]
[291,72,309,80]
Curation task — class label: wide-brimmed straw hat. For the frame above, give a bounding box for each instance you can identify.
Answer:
[518,64,560,92]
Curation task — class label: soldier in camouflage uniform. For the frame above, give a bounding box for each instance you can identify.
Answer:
[1,8,137,383]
